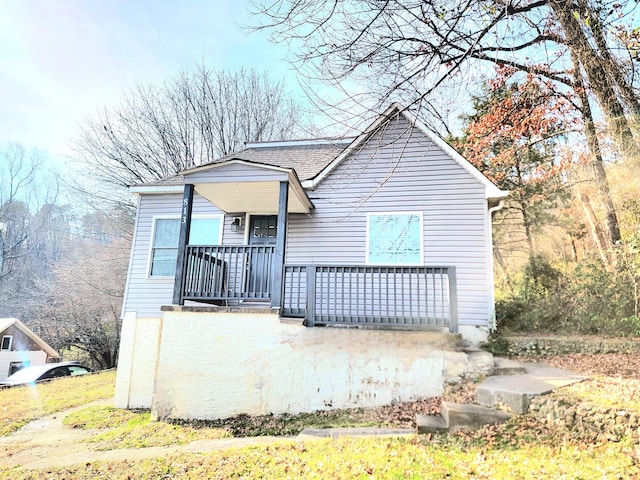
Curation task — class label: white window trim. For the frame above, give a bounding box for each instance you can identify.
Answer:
[365,211,424,266]
[1,335,12,351]
[146,214,224,280]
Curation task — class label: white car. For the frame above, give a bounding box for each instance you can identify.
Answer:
[0,361,93,387]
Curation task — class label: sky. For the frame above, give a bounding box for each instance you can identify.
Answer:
[0,0,298,164]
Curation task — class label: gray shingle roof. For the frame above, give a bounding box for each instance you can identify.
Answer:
[136,175,184,187]
[205,142,350,181]
[132,140,352,188]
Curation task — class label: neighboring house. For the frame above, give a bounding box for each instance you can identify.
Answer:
[115,104,507,420]
[0,318,59,380]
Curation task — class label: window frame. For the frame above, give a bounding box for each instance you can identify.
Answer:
[146,214,224,279]
[1,335,12,351]
[365,211,424,266]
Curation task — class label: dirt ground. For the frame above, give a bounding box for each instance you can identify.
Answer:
[1,353,637,470]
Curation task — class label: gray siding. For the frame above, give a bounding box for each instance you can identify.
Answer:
[184,162,289,184]
[286,115,492,327]
[121,191,244,318]
[123,114,495,326]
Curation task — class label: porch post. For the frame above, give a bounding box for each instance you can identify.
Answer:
[172,184,194,305]
[448,266,458,333]
[271,181,288,309]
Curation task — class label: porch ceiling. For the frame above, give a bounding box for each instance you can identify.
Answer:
[195,181,311,214]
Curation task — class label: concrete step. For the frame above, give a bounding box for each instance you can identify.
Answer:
[417,401,512,434]
[476,366,587,414]
[442,401,512,432]
[416,414,449,434]
[492,357,527,376]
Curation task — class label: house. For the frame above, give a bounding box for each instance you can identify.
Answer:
[114,104,507,420]
[0,318,60,379]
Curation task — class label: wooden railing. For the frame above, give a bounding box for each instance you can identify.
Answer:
[178,251,458,331]
[179,245,276,302]
[283,265,457,332]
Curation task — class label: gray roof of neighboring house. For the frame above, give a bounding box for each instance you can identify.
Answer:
[132,140,352,188]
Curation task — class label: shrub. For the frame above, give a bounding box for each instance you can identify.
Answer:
[496,239,640,337]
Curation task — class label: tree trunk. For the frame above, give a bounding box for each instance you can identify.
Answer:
[551,0,640,165]
[570,50,621,246]
[579,192,610,264]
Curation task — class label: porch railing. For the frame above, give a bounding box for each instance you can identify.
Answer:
[283,265,458,332]
[180,245,276,302]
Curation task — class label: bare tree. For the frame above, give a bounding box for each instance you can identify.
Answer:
[74,65,307,190]
[31,231,129,369]
[0,144,62,316]
[251,0,640,245]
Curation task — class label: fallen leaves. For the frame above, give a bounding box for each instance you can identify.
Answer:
[543,353,640,379]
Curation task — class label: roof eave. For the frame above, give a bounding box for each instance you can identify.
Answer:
[128,185,184,194]
[307,103,404,189]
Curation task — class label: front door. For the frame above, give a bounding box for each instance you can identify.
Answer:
[247,215,277,296]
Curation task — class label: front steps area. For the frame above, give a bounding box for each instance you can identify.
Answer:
[418,356,587,434]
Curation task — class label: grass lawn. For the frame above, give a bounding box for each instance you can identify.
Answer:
[1,354,640,479]
[2,428,637,479]
[63,406,231,449]
[0,369,116,436]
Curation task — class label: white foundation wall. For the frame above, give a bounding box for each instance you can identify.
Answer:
[117,309,469,421]
[115,312,163,409]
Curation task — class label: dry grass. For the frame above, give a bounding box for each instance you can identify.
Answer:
[0,369,116,436]
[2,434,637,479]
[2,353,640,478]
[64,406,231,450]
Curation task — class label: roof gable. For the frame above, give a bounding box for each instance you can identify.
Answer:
[191,139,352,182]
[306,103,507,200]
[0,318,59,357]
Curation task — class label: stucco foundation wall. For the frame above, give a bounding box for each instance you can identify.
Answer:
[115,313,163,409]
[150,310,464,420]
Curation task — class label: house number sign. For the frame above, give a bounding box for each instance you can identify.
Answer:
[182,197,189,224]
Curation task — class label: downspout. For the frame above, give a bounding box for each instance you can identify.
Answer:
[487,200,506,330]
[488,199,505,215]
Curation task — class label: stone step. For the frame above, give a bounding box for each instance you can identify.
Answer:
[417,401,512,434]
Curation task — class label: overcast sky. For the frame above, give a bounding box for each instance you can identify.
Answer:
[0,0,297,162]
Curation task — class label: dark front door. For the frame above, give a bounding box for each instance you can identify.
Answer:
[247,216,277,296]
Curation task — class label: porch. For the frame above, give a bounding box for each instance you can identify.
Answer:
[175,244,458,331]
[172,160,457,332]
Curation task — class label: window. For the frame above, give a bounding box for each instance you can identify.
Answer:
[366,212,423,265]
[69,366,92,376]
[9,361,29,376]
[149,216,223,277]
[1,335,12,351]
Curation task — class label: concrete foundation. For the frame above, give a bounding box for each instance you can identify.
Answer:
[115,308,480,420]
